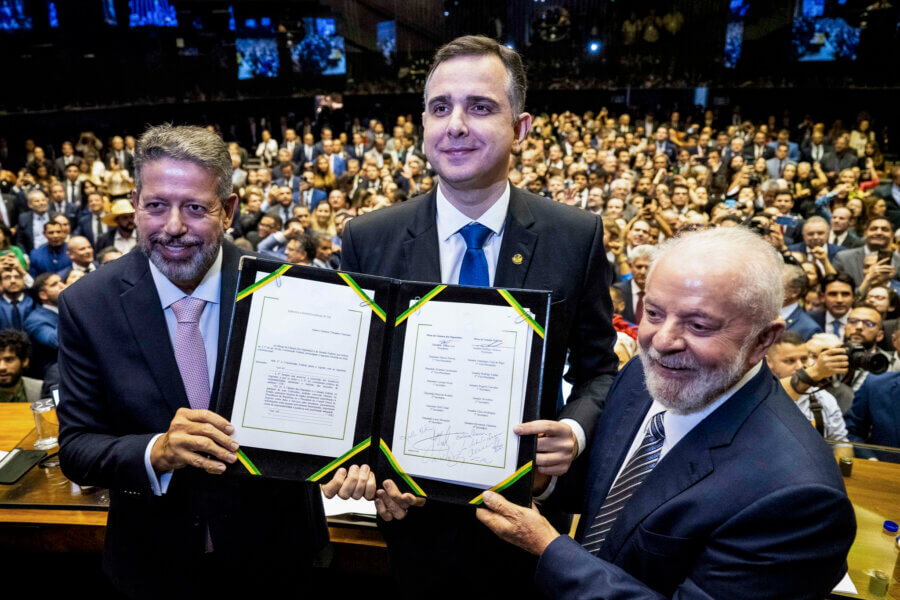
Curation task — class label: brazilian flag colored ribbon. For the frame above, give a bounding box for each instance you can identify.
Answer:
[236,449,261,475]
[395,285,447,326]
[497,290,544,339]
[468,461,533,505]
[306,437,373,482]
[337,273,387,322]
[379,439,426,497]
[236,264,292,302]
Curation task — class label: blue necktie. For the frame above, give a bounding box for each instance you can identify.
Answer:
[832,320,841,337]
[458,223,492,287]
[582,411,666,555]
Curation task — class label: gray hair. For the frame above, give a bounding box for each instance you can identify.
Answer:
[26,189,46,203]
[630,244,656,263]
[782,264,809,300]
[610,178,631,191]
[134,124,233,203]
[647,227,783,334]
[802,215,829,233]
[424,35,527,119]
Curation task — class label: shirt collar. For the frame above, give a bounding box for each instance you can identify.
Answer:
[826,312,847,325]
[148,247,223,310]
[43,304,59,314]
[780,302,799,320]
[435,182,510,243]
[115,229,135,241]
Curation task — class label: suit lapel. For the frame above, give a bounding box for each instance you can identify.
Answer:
[494,188,538,290]
[401,190,442,283]
[119,252,189,416]
[600,363,772,562]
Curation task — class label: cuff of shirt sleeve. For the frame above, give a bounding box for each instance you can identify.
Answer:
[273,231,288,243]
[144,433,173,496]
[559,418,586,458]
[534,476,558,503]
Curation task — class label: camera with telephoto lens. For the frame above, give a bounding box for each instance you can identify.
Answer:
[843,343,889,375]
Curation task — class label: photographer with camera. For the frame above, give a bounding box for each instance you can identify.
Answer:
[766,331,852,458]
[842,303,891,391]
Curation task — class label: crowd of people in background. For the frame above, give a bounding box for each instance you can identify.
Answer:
[0,104,897,454]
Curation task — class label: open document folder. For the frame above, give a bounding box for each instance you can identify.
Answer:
[216,257,550,506]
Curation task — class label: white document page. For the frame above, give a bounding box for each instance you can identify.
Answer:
[392,300,532,489]
[230,273,373,458]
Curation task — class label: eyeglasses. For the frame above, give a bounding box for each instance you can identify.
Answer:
[846,318,879,329]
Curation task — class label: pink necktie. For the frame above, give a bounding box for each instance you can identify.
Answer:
[171,297,210,410]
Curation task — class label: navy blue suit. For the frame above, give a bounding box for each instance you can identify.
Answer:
[787,241,845,263]
[301,188,327,211]
[537,359,855,599]
[29,243,71,276]
[24,305,58,349]
[0,294,34,329]
[784,305,823,341]
[651,141,677,162]
[74,213,107,248]
[845,372,900,462]
[56,241,327,597]
[16,211,57,254]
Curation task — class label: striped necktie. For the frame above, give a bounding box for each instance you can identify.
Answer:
[582,411,666,555]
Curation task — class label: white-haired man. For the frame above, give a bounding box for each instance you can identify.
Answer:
[476,227,855,599]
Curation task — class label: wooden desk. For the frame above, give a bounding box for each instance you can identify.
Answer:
[0,403,385,551]
[838,457,900,599]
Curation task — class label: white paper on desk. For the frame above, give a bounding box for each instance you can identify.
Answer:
[831,573,857,595]
[392,300,532,489]
[230,273,373,459]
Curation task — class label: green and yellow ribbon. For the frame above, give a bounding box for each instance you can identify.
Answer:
[498,290,545,339]
[306,437,373,482]
[236,449,261,475]
[337,273,386,322]
[394,285,447,327]
[379,439,426,497]
[468,461,533,505]
[236,264,292,302]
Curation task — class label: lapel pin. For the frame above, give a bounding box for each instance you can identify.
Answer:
[512,253,523,265]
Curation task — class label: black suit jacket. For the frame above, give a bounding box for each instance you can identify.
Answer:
[16,211,57,253]
[57,242,327,598]
[340,186,618,594]
[613,279,636,323]
[538,360,855,599]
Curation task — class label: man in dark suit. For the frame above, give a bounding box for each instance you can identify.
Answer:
[781,264,823,341]
[612,245,653,324]
[829,206,865,248]
[833,218,900,287]
[74,191,109,249]
[24,271,64,374]
[57,125,350,598]
[477,227,855,599]
[871,166,900,230]
[806,273,856,341]
[787,216,846,265]
[28,220,70,276]
[801,129,831,164]
[347,132,369,162]
[821,135,857,181]
[107,135,135,176]
[650,126,676,162]
[0,265,34,330]
[57,236,97,281]
[845,371,900,462]
[54,141,79,176]
[743,131,775,162]
[340,36,618,596]
[16,190,56,254]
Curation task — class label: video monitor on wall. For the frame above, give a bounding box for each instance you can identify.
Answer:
[792,0,860,61]
[0,0,33,31]
[291,17,346,76]
[129,0,178,28]
[236,37,279,80]
[377,20,396,66]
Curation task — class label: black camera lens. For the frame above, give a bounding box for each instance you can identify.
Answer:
[843,343,889,375]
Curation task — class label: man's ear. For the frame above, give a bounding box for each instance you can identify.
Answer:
[514,113,534,145]
[749,320,786,366]
[22,357,29,370]
[222,194,239,228]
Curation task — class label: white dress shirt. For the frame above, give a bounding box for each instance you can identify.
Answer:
[611,362,763,485]
[825,312,847,340]
[114,230,138,254]
[143,248,223,495]
[436,183,588,458]
[435,183,509,286]
[32,212,50,249]
[794,390,849,444]
[780,302,799,321]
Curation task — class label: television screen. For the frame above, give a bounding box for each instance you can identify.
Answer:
[0,0,33,31]
[377,20,396,65]
[236,37,280,80]
[723,0,749,69]
[48,1,58,27]
[792,0,859,61]
[129,0,178,28]
[291,17,346,76]
[102,0,117,25]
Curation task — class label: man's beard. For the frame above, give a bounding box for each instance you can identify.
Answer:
[0,372,22,388]
[639,344,750,414]
[140,229,223,287]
